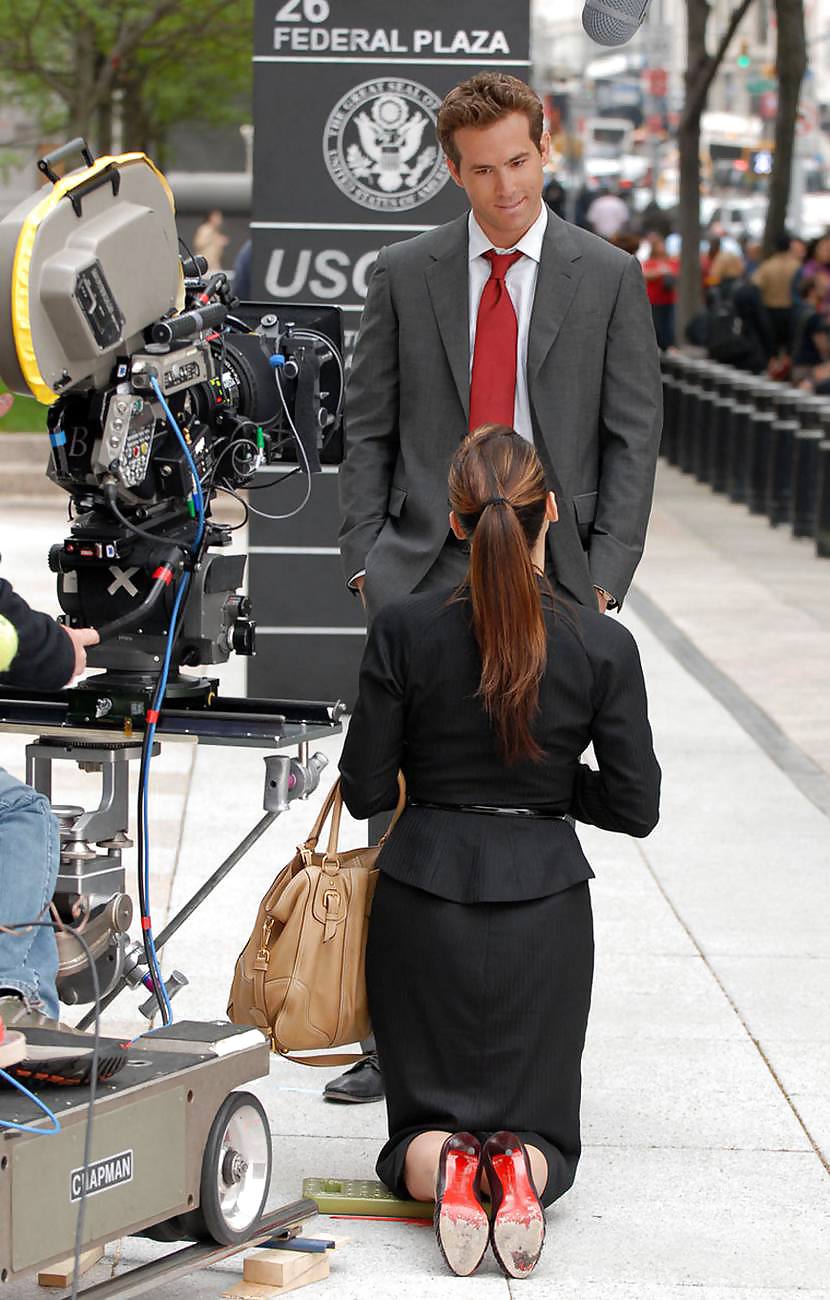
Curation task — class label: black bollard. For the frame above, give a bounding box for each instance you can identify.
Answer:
[794,393,828,432]
[710,396,735,493]
[728,400,754,503]
[669,362,697,468]
[746,410,776,515]
[765,418,799,527]
[661,361,678,463]
[816,440,830,558]
[678,370,703,474]
[791,428,824,538]
[694,380,717,483]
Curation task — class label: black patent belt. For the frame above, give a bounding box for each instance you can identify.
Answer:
[408,798,566,820]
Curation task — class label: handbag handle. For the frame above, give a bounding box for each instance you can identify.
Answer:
[301,773,407,861]
[303,778,342,851]
[325,773,406,858]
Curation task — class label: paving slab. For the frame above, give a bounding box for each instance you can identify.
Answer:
[588,953,744,1042]
[529,1147,829,1292]
[581,1036,811,1151]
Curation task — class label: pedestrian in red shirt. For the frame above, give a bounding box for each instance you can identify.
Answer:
[642,231,679,350]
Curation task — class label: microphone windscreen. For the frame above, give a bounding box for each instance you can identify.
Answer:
[582,0,649,47]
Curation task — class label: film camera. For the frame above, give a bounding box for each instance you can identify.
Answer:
[0,141,344,1012]
[0,139,343,721]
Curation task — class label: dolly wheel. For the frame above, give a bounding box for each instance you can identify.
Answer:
[179,1090,272,1246]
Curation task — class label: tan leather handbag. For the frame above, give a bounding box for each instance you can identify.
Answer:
[227,776,405,1065]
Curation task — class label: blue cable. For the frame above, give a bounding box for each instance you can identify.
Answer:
[0,1066,61,1134]
[139,569,191,1026]
[134,376,207,1025]
[149,376,206,546]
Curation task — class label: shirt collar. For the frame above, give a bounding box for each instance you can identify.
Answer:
[468,201,548,265]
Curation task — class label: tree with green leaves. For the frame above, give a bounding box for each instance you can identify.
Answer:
[0,0,253,166]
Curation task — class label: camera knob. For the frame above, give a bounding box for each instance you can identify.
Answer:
[48,544,64,573]
[231,617,256,656]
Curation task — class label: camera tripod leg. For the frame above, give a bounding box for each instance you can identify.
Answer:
[75,809,279,1030]
[75,749,328,1029]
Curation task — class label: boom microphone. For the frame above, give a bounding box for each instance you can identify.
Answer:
[582,0,652,46]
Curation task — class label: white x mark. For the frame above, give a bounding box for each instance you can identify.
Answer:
[107,565,140,597]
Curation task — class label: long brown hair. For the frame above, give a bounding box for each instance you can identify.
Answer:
[448,425,550,764]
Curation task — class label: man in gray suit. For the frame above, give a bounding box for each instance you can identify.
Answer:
[328,72,661,1102]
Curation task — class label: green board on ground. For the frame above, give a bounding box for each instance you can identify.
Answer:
[302,1177,433,1219]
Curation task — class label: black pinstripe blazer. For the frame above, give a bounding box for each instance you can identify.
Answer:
[339,583,661,904]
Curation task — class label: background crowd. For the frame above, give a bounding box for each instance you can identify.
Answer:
[549,177,830,390]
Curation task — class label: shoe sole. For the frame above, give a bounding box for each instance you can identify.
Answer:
[489,1150,546,1279]
[7,1051,127,1086]
[435,1149,489,1277]
[322,1090,384,1104]
[2,1031,128,1087]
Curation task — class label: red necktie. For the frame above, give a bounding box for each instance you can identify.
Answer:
[469,249,523,432]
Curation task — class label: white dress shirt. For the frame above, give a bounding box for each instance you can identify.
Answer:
[468,202,548,444]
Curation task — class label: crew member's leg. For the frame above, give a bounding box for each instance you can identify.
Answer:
[0,768,60,1025]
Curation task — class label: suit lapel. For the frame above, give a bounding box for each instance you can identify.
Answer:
[425,216,470,421]
[528,214,584,379]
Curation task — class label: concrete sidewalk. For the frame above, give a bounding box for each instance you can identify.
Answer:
[1,481,828,1298]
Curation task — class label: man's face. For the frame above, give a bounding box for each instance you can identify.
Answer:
[446,112,549,248]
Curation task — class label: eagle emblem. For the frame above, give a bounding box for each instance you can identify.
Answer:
[323,79,449,212]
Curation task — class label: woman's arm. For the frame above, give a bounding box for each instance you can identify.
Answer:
[339,603,407,820]
[569,622,661,837]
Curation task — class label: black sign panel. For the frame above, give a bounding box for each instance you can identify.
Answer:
[248,0,530,707]
[251,0,531,303]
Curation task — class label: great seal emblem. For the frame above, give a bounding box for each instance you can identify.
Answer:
[323,78,449,212]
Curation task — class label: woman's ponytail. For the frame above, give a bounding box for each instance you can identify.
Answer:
[448,425,550,764]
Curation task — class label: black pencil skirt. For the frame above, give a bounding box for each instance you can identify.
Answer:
[365,872,594,1208]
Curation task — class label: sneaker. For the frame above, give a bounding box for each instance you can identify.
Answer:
[0,1007,128,1088]
[5,1028,128,1087]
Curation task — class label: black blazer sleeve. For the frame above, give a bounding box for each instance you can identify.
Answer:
[0,577,74,691]
[569,620,660,837]
[339,602,407,819]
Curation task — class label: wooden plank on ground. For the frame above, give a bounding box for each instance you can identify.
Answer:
[37,1246,104,1287]
[222,1254,329,1297]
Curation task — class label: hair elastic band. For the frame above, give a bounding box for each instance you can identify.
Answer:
[484,496,510,508]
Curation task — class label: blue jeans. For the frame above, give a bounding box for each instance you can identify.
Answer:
[0,767,60,1019]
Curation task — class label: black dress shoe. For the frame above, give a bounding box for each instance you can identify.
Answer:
[323,1052,384,1103]
[434,1132,489,1277]
[482,1131,545,1279]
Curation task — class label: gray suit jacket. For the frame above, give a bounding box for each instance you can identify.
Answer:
[339,210,661,616]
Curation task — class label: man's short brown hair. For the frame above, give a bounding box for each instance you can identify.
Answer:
[436,73,544,167]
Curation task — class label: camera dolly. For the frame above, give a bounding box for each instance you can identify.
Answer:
[0,690,343,1294]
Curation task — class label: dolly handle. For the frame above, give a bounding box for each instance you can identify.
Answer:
[37,137,95,184]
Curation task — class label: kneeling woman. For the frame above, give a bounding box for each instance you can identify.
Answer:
[339,426,660,1279]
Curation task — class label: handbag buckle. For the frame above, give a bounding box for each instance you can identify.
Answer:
[254,917,274,969]
[322,886,345,942]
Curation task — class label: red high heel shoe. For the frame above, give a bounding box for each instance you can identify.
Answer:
[482,1131,545,1278]
[434,1132,489,1276]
